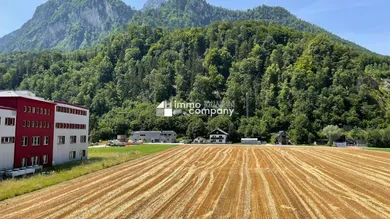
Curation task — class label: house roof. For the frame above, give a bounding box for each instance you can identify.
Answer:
[275,131,288,137]
[0,90,55,104]
[210,128,228,135]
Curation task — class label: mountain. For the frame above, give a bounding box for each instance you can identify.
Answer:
[0,0,135,53]
[132,0,369,53]
[0,0,371,53]
[142,0,168,10]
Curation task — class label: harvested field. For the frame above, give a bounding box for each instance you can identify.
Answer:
[1,145,390,218]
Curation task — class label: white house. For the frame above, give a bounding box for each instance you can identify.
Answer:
[209,128,228,144]
[53,102,89,165]
[0,106,16,170]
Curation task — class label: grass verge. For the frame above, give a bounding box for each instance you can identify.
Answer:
[365,148,390,153]
[0,144,177,201]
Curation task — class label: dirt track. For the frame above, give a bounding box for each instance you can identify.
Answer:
[1,145,390,219]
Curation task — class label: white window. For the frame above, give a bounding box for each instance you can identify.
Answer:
[70,136,77,144]
[80,150,86,158]
[21,158,27,167]
[32,121,35,128]
[32,136,41,146]
[44,136,49,145]
[5,117,15,126]
[43,155,48,164]
[69,151,76,160]
[23,120,26,127]
[31,156,40,165]
[80,136,87,143]
[57,136,65,145]
[22,136,28,146]
[32,107,35,114]
[24,106,27,112]
[1,137,15,144]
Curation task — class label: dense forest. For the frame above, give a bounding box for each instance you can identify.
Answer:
[1,21,390,145]
[0,0,369,53]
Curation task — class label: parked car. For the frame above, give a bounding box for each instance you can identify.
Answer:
[106,140,115,146]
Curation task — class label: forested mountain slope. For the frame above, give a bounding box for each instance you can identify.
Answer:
[0,0,135,53]
[133,0,369,52]
[1,21,389,144]
[142,0,168,10]
[0,0,371,53]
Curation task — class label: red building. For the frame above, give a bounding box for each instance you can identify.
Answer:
[0,91,55,168]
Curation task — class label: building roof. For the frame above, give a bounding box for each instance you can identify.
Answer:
[54,101,89,110]
[0,90,55,104]
[210,128,229,135]
[0,106,16,111]
[133,130,177,134]
[241,138,258,141]
[275,131,288,137]
[0,91,88,109]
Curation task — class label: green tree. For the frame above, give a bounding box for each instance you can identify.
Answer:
[186,116,207,139]
[322,125,344,145]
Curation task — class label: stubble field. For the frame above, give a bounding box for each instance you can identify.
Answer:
[1,145,390,218]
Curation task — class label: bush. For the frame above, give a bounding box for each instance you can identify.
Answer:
[367,128,390,148]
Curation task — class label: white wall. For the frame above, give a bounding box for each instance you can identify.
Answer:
[210,134,227,144]
[0,109,16,170]
[53,103,89,165]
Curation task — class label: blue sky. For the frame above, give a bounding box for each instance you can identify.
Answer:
[0,0,388,55]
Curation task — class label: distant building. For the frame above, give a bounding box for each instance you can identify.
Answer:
[275,131,289,145]
[130,131,177,143]
[241,138,258,145]
[193,137,207,144]
[355,140,367,147]
[210,128,228,144]
[117,135,127,142]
